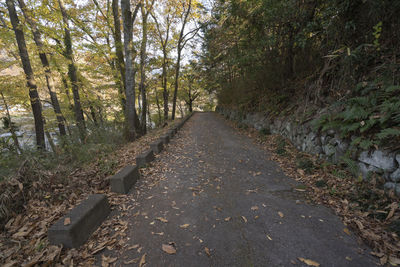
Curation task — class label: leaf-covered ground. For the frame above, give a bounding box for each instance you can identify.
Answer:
[94,112,377,266]
[0,119,184,266]
[1,112,398,266]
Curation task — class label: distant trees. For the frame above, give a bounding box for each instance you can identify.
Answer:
[0,0,205,152]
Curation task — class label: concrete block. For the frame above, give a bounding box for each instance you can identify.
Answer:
[150,140,164,154]
[48,194,110,248]
[160,135,170,145]
[110,165,140,194]
[136,149,155,167]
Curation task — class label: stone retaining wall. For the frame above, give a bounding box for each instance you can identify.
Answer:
[216,107,400,196]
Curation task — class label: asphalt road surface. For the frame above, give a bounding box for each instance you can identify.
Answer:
[102,112,377,267]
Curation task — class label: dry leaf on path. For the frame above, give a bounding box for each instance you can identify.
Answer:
[139,253,146,267]
[64,217,71,226]
[156,217,168,223]
[224,217,231,222]
[298,257,320,266]
[278,212,284,218]
[162,243,177,254]
[389,256,400,265]
[386,202,397,220]
[204,247,211,257]
[123,258,139,264]
[101,255,117,267]
[251,206,259,211]
[180,224,190,229]
[266,235,272,241]
[343,228,351,235]
[241,216,247,223]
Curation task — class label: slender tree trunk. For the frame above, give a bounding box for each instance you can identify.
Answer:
[112,0,127,112]
[6,0,45,150]
[151,12,170,122]
[155,87,162,125]
[139,5,149,134]
[1,92,22,153]
[162,50,169,121]
[18,0,66,136]
[171,0,192,120]
[58,0,86,139]
[121,0,140,141]
[171,46,182,120]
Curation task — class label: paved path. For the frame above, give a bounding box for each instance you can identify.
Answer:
[104,112,376,266]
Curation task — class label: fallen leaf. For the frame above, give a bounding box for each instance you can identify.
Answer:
[298,257,320,266]
[156,217,168,223]
[343,228,351,235]
[251,206,259,211]
[101,255,117,267]
[266,235,272,240]
[139,254,146,267]
[180,224,190,229]
[389,256,400,265]
[224,217,231,222]
[123,258,139,264]
[204,247,211,257]
[64,217,71,226]
[127,244,139,250]
[386,202,397,221]
[162,243,177,254]
[345,256,352,261]
[241,216,247,223]
[278,212,284,218]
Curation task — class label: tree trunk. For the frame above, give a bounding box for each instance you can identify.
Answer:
[58,0,86,140]
[6,0,45,150]
[171,46,182,120]
[171,0,192,120]
[155,87,162,125]
[112,0,127,112]
[18,0,67,136]
[1,92,22,153]
[121,0,140,141]
[151,12,170,122]
[162,50,169,121]
[139,5,149,134]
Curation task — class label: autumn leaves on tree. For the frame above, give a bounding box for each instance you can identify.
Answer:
[1,0,204,149]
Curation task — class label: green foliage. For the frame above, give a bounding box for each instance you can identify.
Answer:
[296,156,315,174]
[275,137,287,155]
[259,128,270,136]
[340,155,360,178]
[315,83,400,149]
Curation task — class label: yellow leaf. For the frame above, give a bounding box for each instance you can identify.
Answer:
[64,217,71,226]
[204,247,211,257]
[298,257,320,266]
[278,212,284,218]
[180,224,190,229]
[343,228,351,235]
[266,235,272,241]
[241,216,247,223]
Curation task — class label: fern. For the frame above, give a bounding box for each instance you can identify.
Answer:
[316,81,400,149]
[376,128,400,139]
